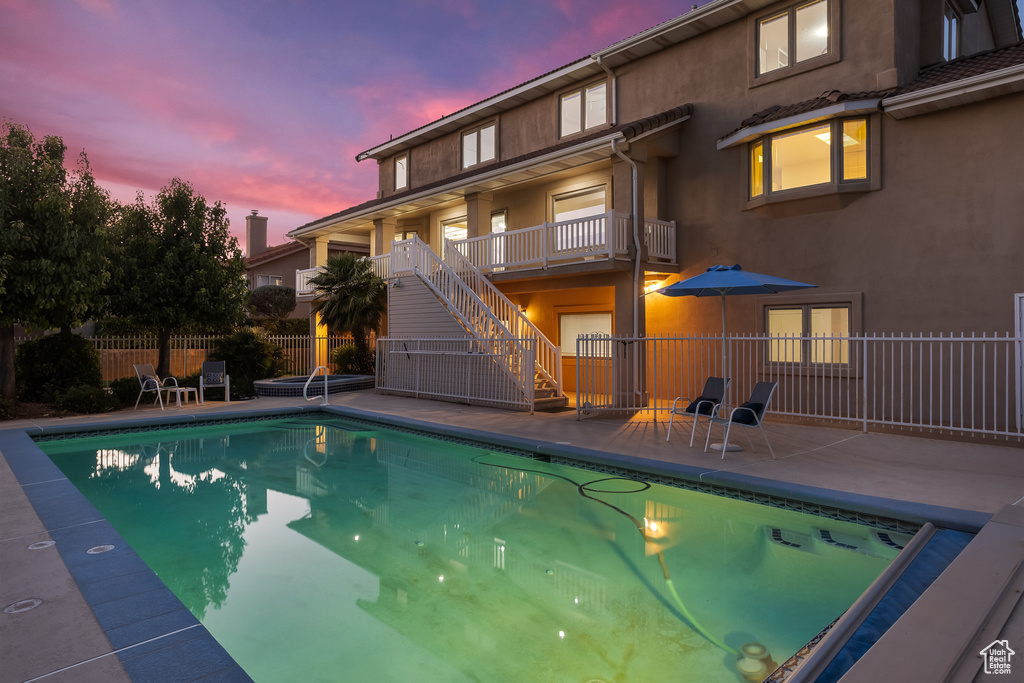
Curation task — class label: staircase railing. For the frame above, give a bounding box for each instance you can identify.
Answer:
[390,237,538,403]
[443,240,563,394]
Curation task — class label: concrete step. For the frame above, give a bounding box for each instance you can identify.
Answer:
[534,395,570,411]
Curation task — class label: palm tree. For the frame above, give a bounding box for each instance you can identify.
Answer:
[308,253,386,374]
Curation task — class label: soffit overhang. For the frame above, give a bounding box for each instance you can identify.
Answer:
[716,99,883,149]
[293,133,627,239]
[881,62,1024,119]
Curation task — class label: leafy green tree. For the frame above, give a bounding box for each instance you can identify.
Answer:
[0,122,112,400]
[106,179,248,377]
[249,284,296,333]
[308,252,386,374]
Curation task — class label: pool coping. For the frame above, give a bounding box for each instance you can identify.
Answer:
[1,404,995,682]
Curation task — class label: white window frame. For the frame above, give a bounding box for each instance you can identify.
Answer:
[748,116,874,203]
[395,154,408,191]
[560,312,613,358]
[559,81,607,138]
[942,2,961,62]
[256,274,283,288]
[751,0,839,86]
[461,121,497,169]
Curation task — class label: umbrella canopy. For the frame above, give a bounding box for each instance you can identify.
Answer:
[656,264,817,379]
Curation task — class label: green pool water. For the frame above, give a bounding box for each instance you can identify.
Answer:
[42,417,900,682]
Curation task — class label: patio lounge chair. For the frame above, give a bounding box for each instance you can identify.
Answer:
[666,377,730,446]
[704,381,778,459]
[199,361,230,404]
[133,363,180,410]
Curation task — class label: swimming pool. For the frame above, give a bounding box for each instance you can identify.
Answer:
[38,414,910,683]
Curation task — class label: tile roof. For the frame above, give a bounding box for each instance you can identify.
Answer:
[245,241,305,267]
[296,104,693,232]
[722,90,892,140]
[892,41,1024,96]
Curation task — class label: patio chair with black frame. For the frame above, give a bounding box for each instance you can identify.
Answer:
[704,381,778,459]
[665,377,731,446]
[199,361,230,404]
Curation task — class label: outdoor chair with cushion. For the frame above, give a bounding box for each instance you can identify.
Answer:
[133,363,180,410]
[666,377,731,446]
[704,381,778,459]
[199,361,230,404]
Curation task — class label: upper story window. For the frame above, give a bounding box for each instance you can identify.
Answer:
[462,122,496,169]
[749,117,868,199]
[942,3,960,61]
[560,82,607,137]
[256,274,283,288]
[395,155,408,191]
[757,0,831,77]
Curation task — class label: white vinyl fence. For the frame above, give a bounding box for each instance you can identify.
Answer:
[14,334,364,381]
[377,336,537,412]
[576,333,1024,440]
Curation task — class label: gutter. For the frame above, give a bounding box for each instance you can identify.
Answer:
[881,62,1024,119]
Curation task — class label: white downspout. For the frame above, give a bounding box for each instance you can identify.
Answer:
[596,55,617,126]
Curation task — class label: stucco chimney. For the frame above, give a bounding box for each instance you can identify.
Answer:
[245,210,268,256]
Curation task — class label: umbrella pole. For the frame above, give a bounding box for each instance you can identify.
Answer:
[720,294,728,387]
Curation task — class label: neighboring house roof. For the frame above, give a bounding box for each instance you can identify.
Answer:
[245,241,306,268]
[291,104,693,238]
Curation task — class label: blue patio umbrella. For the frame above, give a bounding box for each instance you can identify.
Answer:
[656,264,817,377]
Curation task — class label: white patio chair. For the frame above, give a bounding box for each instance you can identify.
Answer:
[199,361,230,404]
[133,363,179,410]
[704,381,778,459]
[666,377,730,446]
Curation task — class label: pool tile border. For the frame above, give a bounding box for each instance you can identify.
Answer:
[5,403,993,682]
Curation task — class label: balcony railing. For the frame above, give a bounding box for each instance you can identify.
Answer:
[296,267,320,295]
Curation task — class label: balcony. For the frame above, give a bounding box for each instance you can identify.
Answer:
[449,212,676,275]
[295,213,675,293]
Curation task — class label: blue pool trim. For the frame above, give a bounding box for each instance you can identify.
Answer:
[2,428,253,683]
[2,404,993,682]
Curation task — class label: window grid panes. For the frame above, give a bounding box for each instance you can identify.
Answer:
[257,275,283,288]
[753,117,868,196]
[560,82,606,137]
[758,0,829,76]
[768,305,850,365]
[462,123,496,169]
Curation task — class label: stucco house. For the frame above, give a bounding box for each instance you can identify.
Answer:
[286,0,1023,416]
[244,211,369,322]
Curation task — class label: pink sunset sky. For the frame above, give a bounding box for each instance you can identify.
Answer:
[1,0,699,248]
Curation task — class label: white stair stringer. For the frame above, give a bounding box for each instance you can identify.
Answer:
[442,239,563,398]
[390,237,554,409]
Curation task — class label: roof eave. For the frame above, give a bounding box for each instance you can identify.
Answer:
[716,99,883,149]
[292,130,630,239]
[882,63,1024,119]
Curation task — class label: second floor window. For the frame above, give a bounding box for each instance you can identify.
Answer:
[462,122,496,169]
[757,0,830,76]
[395,155,407,190]
[560,82,607,137]
[257,274,283,287]
[749,117,868,198]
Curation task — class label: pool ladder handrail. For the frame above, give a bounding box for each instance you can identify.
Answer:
[303,366,329,406]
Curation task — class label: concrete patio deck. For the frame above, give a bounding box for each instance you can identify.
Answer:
[2,390,1022,682]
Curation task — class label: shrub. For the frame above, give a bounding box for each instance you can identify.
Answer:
[249,285,296,319]
[15,332,103,403]
[0,398,16,420]
[54,385,120,414]
[108,376,141,406]
[331,343,374,375]
[208,330,287,398]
